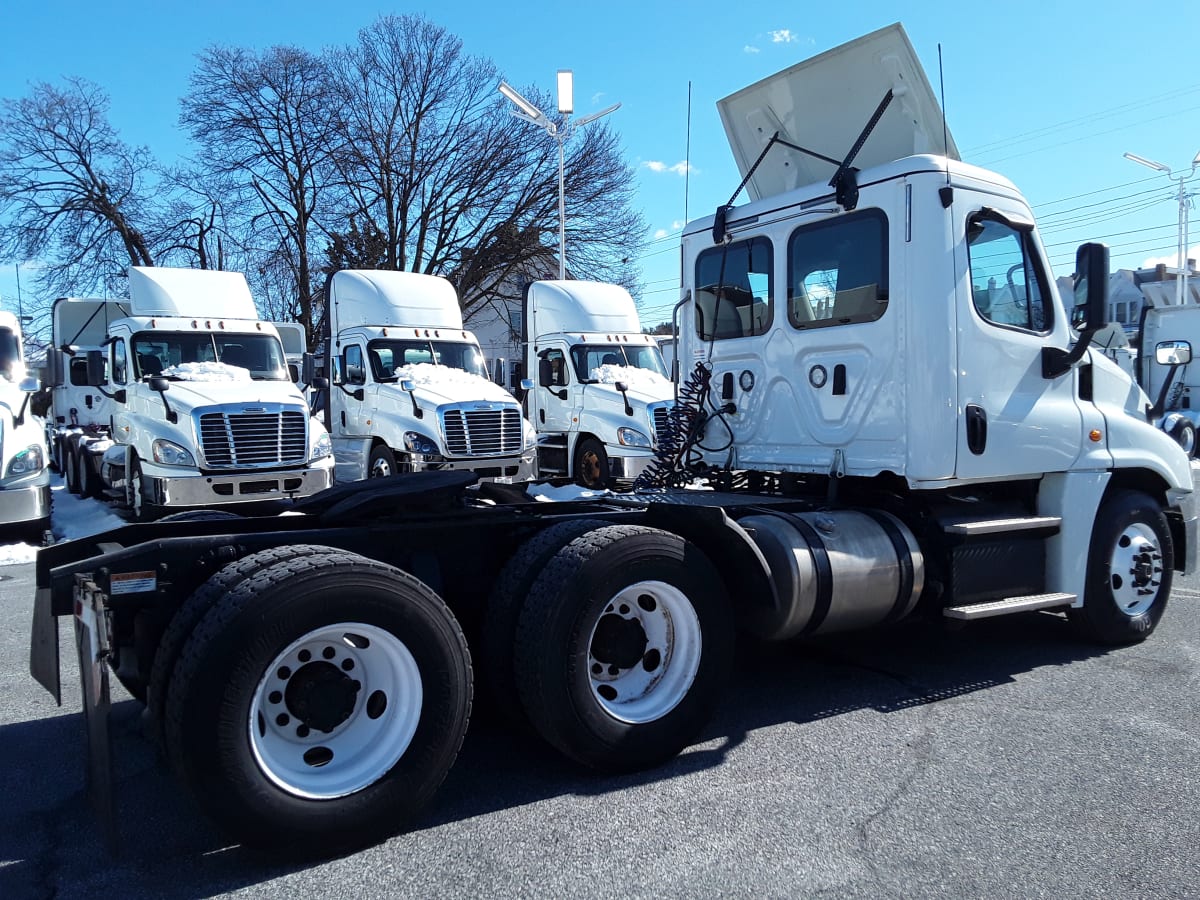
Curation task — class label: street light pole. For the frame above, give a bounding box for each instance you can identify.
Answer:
[1124,150,1200,305]
[499,74,619,280]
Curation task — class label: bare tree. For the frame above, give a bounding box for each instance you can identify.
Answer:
[324,15,643,317]
[0,78,158,300]
[181,45,340,349]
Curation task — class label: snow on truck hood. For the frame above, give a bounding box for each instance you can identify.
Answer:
[394,363,518,406]
[587,365,674,404]
[154,362,304,407]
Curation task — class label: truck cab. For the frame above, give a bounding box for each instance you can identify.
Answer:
[49,267,335,518]
[0,311,50,538]
[524,280,674,487]
[325,269,536,482]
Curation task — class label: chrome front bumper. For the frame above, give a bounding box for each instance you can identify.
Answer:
[145,461,335,507]
[0,471,52,525]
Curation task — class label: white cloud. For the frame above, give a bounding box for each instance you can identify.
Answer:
[653,229,670,239]
[671,220,685,230]
[642,160,694,176]
[1142,245,1200,270]
[744,45,760,54]
[769,29,797,43]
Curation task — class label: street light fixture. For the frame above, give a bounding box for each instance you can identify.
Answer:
[498,74,620,279]
[1124,149,1200,305]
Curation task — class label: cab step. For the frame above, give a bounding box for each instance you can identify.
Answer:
[943,592,1075,620]
[940,515,1062,536]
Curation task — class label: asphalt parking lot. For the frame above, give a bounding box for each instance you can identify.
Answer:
[1,551,1197,898]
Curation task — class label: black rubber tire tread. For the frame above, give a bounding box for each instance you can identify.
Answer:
[77,449,100,499]
[164,550,472,854]
[64,448,80,495]
[512,524,734,772]
[481,518,613,728]
[145,544,331,745]
[156,510,244,523]
[1069,489,1173,645]
[573,437,611,490]
[369,443,397,478]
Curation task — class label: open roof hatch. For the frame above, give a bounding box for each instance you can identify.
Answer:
[716,23,958,207]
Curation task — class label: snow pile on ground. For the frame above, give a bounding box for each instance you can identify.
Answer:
[527,482,608,502]
[160,361,252,382]
[0,542,38,565]
[589,364,669,388]
[394,363,491,389]
[0,474,127,566]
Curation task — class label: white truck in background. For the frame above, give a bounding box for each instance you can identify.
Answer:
[1133,303,1200,456]
[324,269,536,482]
[475,280,675,488]
[0,310,50,539]
[47,266,334,519]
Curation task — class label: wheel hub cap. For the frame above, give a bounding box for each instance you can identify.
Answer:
[285,661,360,733]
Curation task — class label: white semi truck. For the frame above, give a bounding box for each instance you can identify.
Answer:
[47,266,334,519]
[324,269,535,482]
[515,280,674,487]
[0,310,50,539]
[1131,303,1200,456]
[29,24,1197,857]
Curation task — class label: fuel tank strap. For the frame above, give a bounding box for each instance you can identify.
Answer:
[860,509,917,624]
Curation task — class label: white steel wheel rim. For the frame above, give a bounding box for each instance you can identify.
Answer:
[370,455,392,478]
[1107,522,1164,618]
[249,622,423,799]
[585,579,702,724]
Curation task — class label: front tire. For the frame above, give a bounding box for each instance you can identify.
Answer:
[1069,489,1173,644]
[513,524,734,772]
[64,448,80,495]
[369,444,398,478]
[127,455,156,522]
[1169,419,1197,458]
[164,551,471,853]
[573,437,611,490]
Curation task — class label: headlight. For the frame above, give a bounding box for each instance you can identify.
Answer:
[152,439,195,467]
[522,417,537,450]
[6,444,45,477]
[310,430,332,461]
[404,431,440,455]
[617,427,651,448]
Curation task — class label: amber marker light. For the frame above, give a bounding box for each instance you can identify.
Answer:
[1089,430,1103,442]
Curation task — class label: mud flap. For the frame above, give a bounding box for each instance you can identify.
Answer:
[74,577,117,852]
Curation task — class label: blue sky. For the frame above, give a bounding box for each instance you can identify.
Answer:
[1,0,1198,329]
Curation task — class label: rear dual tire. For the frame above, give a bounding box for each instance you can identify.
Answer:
[163,549,471,854]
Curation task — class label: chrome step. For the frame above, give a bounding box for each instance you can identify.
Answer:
[941,515,1062,536]
[943,592,1075,620]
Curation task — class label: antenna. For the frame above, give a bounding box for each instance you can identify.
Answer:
[938,44,951,187]
[684,81,692,227]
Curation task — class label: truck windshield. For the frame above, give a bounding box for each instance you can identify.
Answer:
[570,344,669,382]
[367,339,488,381]
[0,328,19,381]
[131,332,289,380]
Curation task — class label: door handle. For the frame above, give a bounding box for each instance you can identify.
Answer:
[965,404,987,455]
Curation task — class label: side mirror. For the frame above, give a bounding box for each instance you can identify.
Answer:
[538,357,554,388]
[1156,340,1192,367]
[148,376,170,393]
[312,375,330,390]
[86,350,107,387]
[18,375,39,393]
[301,352,316,385]
[399,378,416,393]
[519,377,534,391]
[1072,242,1110,333]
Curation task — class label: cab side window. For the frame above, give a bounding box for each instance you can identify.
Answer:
[112,340,128,385]
[344,345,366,384]
[787,210,889,329]
[967,216,1052,333]
[694,236,773,341]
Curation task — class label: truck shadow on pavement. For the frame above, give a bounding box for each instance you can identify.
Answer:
[0,609,1119,897]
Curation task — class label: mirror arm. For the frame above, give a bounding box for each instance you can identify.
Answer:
[14,393,30,427]
[1042,326,1099,379]
[1148,363,1182,422]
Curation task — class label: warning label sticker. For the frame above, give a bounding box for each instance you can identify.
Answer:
[109,571,157,595]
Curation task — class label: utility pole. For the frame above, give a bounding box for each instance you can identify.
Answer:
[1124,150,1200,305]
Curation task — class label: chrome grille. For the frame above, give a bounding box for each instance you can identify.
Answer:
[652,406,670,439]
[441,407,523,456]
[199,410,307,468]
